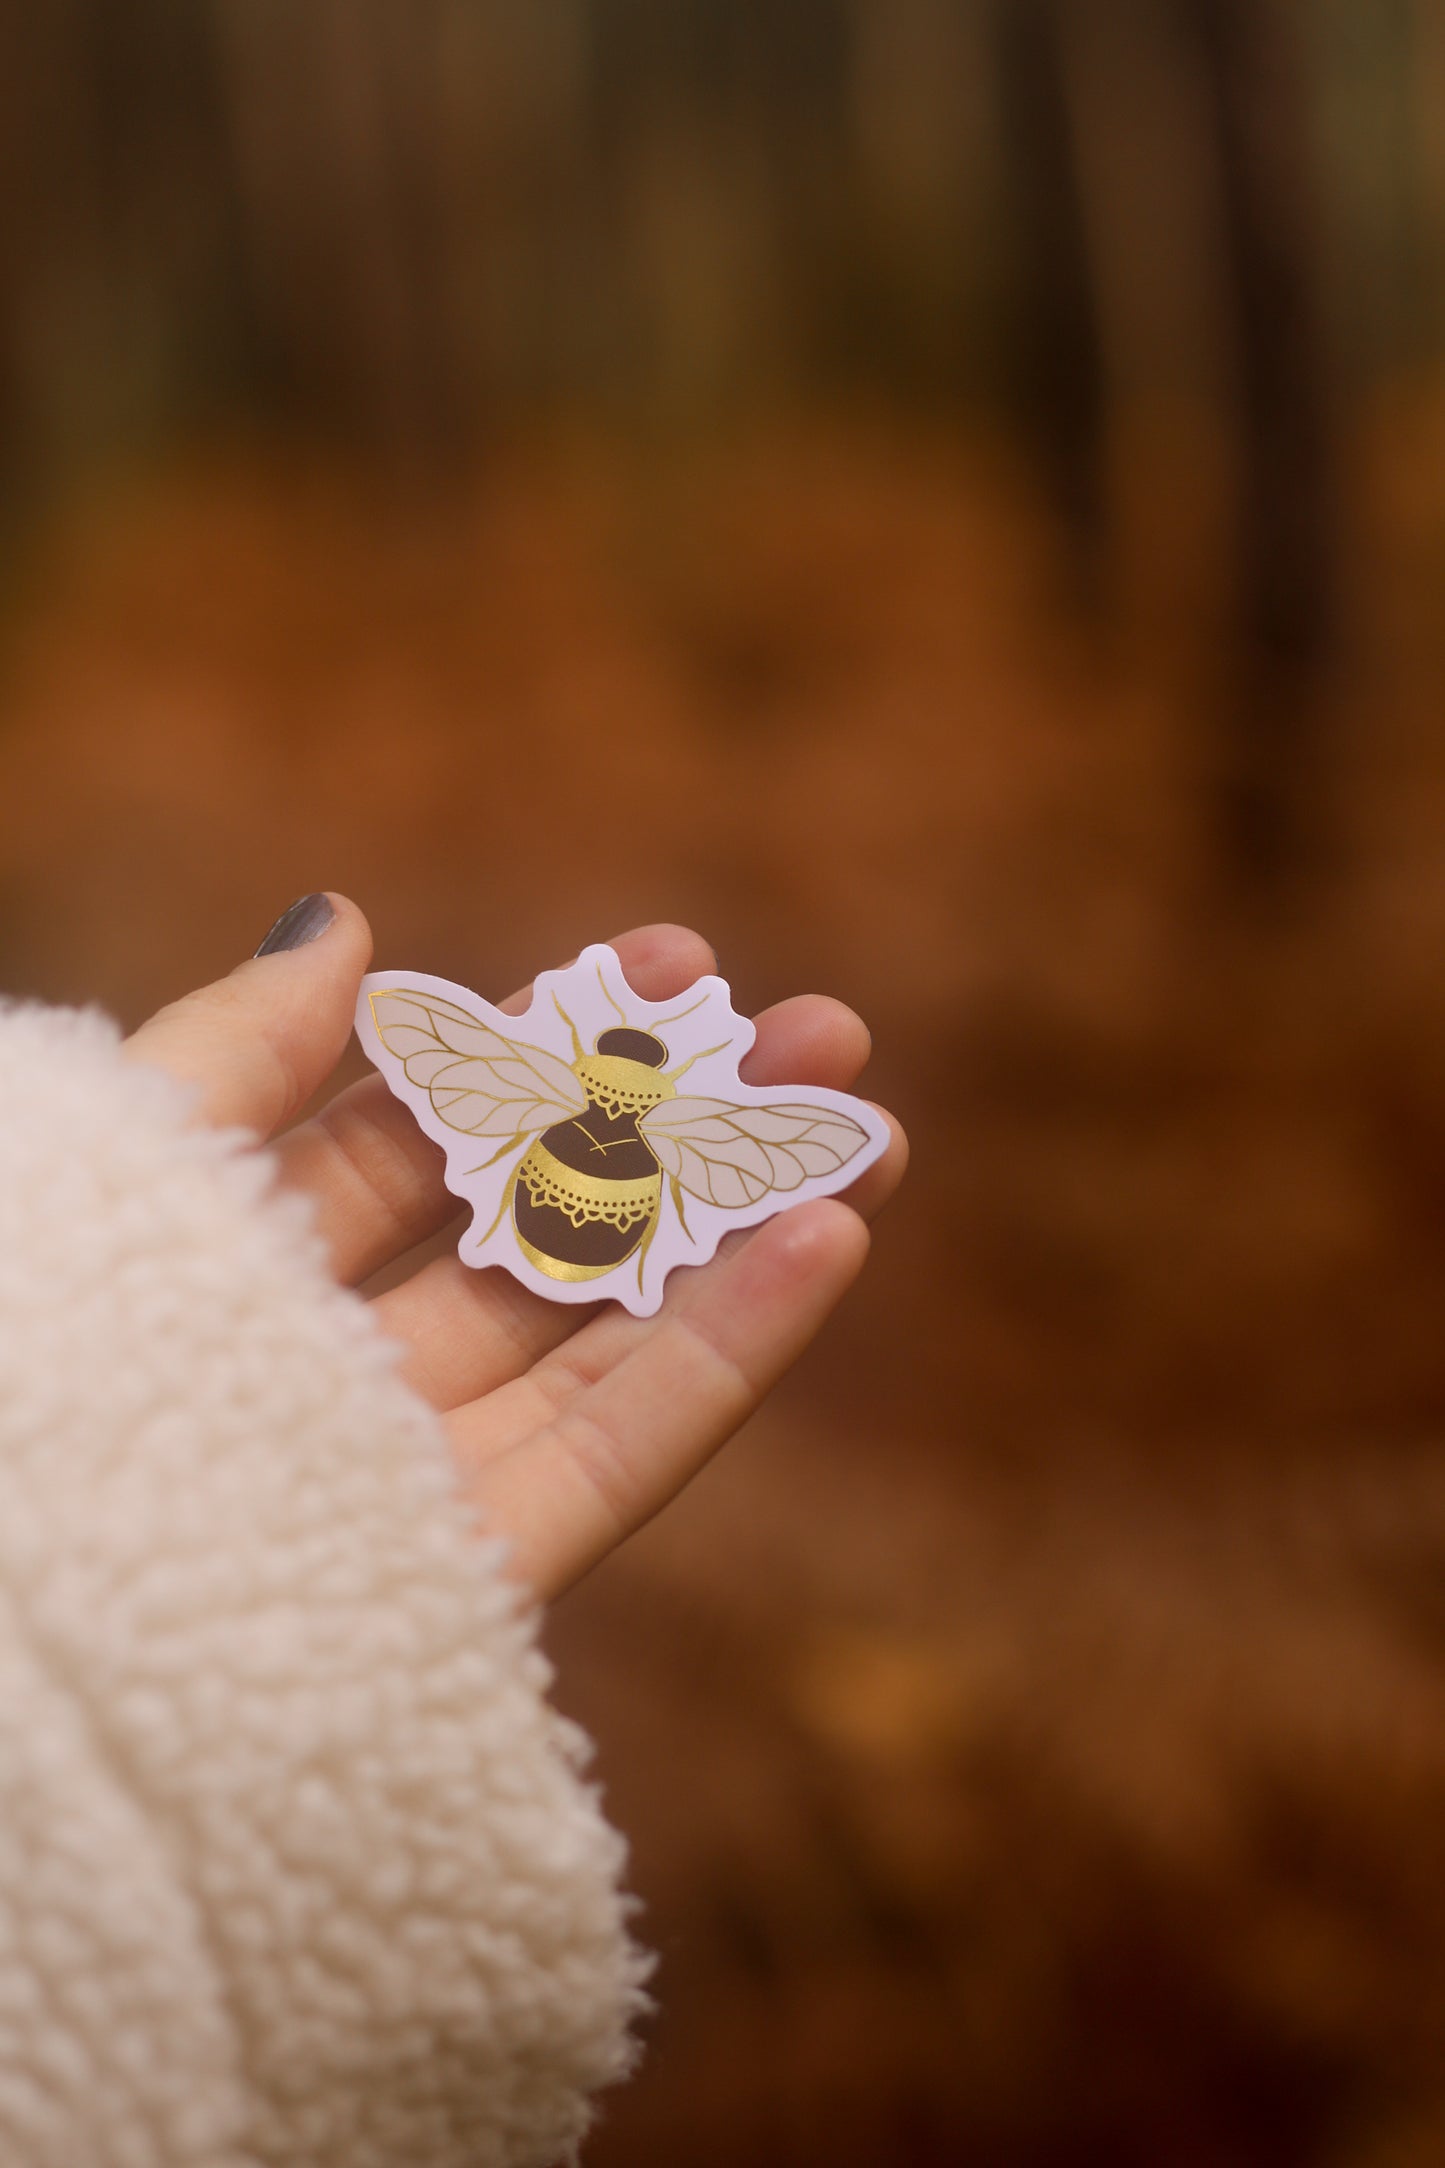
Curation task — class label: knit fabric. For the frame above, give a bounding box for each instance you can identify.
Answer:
[0,1002,648,2168]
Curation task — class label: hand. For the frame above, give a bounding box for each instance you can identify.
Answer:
[126,895,907,1600]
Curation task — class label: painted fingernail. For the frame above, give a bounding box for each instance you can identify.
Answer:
[254,893,335,957]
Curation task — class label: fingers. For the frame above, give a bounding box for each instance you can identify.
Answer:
[496,922,717,1022]
[736,993,869,1088]
[843,1104,909,1220]
[124,893,372,1135]
[455,1200,870,1600]
[276,923,718,1283]
[375,991,881,1411]
[435,1096,905,1469]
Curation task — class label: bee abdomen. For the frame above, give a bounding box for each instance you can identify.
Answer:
[519,1142,657,1233]
[514,1137,661,1280]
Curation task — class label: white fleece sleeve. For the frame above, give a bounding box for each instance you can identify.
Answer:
[0,1002,649,2168]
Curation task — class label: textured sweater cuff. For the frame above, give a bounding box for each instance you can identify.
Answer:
[0,1001,648,2168]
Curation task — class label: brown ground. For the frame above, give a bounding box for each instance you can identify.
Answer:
[2,411,1444,2163]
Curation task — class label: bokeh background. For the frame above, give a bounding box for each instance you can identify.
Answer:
[4,4,1445,2162]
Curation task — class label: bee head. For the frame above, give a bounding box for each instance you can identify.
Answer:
[595,1027,668,1068]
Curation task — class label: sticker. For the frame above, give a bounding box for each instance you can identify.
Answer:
[355,943,889,1317]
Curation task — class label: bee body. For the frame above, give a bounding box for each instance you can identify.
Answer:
[513,1028,674,1282]
[362,953,882,1316]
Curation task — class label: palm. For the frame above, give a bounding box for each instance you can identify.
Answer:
[127,903,906,1598]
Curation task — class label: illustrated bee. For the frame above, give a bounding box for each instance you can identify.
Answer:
[362,953,881,1309]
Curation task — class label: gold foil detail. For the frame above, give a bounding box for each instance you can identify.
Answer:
[519,1141,659,1226]
[572,1054,673,1119]
[516,1231,638,1282]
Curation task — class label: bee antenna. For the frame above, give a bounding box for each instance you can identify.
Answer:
[663,1041,729,1086]
[553,992,584,1060]
[653,990,709,1030]
[596,962,628,1027]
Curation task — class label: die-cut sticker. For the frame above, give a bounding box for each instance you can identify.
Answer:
[355,943,889,1317]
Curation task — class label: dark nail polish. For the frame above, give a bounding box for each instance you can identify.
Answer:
[254,893,335,957]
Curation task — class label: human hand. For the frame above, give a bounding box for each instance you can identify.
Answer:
[127,895,907,1599]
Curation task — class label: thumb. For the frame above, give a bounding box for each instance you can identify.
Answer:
[125,892,373,1135]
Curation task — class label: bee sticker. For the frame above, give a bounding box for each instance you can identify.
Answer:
[354,943,889,1316]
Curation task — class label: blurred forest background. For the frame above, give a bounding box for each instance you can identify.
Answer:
[3,3,1445,2164]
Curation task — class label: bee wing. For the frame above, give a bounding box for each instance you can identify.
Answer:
[366,985,586,1138]
[638,1095,873,1209]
